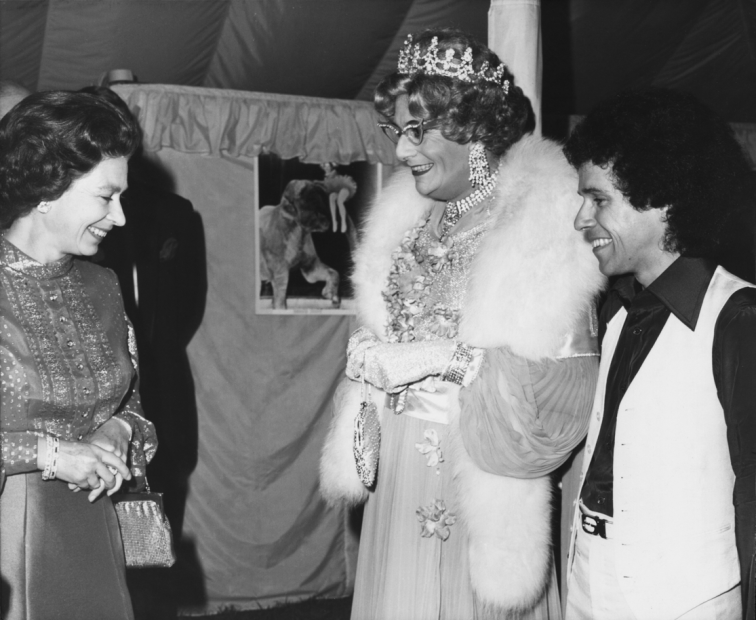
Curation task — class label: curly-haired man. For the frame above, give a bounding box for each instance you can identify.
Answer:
[563,88,756,620]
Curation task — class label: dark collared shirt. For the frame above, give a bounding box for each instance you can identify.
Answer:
[581,257,756,612]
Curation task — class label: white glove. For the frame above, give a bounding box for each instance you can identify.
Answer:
[345,327,382,381]
[350,338,456,393]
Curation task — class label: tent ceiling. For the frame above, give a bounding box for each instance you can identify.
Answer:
[1,0,755,122]
[546,0,756,123]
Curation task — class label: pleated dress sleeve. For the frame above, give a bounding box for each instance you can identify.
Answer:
[458,347,597,478]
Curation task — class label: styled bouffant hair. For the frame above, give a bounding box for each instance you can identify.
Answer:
[0,90,141,229]
[564,88,754,257]
[375,28,534,157]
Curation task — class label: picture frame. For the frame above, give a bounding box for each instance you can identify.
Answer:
[254,154,382,315]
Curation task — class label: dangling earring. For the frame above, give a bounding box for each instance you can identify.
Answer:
[37,201,51,214]
[468,142,490,188]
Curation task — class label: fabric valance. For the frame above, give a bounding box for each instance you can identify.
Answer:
[113,83,398,166]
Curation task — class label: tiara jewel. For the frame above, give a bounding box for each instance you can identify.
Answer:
[397,35,510,92]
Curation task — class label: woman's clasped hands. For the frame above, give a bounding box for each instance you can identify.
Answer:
[38,418,132,503]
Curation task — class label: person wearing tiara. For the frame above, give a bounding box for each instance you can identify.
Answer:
[319,162,358,233]
[320,28,604,620]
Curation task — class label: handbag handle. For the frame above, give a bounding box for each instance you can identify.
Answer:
[107,466,151,494]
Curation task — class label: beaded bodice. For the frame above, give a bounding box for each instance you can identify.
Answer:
[0,238,144,475]
[382,212,490,344]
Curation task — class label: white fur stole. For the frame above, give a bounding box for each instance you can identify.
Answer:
[448,412,553,611]
[460,136,605,357]
[319,377,367,507]
[352,167,436,337]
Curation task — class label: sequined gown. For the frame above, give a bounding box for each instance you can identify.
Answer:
[350,206,591,620]
[0,238,157,620]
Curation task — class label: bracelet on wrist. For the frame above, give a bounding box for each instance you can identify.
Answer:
[41,435,59,481]
[442,342,475,385]
[49,437,59,479]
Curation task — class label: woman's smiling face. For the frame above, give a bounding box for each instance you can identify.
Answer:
[393,95,472,203]
[38,156,128,262]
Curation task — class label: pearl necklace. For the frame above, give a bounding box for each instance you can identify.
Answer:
[442,169,498,234]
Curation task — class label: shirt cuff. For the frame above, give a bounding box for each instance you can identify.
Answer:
[111,416,134,440]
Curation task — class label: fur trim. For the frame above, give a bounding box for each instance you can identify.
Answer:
[319,378,369,507]
[460,136,606,358]
[352,167,435,338]
[351,135,606,357]
[448,413,553,612]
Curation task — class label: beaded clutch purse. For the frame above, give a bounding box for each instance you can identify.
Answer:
[353,377,381,488]
[113,486,176,568]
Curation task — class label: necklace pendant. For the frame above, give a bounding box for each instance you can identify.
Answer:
[442,170,498,234]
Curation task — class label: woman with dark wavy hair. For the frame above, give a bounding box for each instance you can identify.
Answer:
[0,91,157,620]
[321,29,604,619]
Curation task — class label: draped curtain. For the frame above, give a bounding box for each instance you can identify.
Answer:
[115,83,393,614]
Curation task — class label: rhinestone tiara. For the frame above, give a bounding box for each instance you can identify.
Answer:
[397,34,510,93]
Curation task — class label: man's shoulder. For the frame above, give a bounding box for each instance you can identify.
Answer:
[708,269,756,356]
[719,286,756,322]
[712,267,756,319]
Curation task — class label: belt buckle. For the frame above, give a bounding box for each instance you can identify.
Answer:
[581,513,607,539]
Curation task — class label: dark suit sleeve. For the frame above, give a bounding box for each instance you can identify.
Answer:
[714,287,756,620]
[174,205,206,346]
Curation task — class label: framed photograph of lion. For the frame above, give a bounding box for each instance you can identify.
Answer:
[254,154,382,314]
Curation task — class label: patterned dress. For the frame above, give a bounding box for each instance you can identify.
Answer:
[350,206,593,620]
[0,238,157,620]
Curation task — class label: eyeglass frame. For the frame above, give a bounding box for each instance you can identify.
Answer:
[377,118,435,146]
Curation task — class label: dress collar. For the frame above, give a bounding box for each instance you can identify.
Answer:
[0,236,73,280]
[611,257,717,331]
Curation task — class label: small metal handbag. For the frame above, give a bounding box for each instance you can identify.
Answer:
[112,482,176,568]
[353,372,381,488]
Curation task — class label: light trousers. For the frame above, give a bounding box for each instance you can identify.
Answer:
[565,524,741,620]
